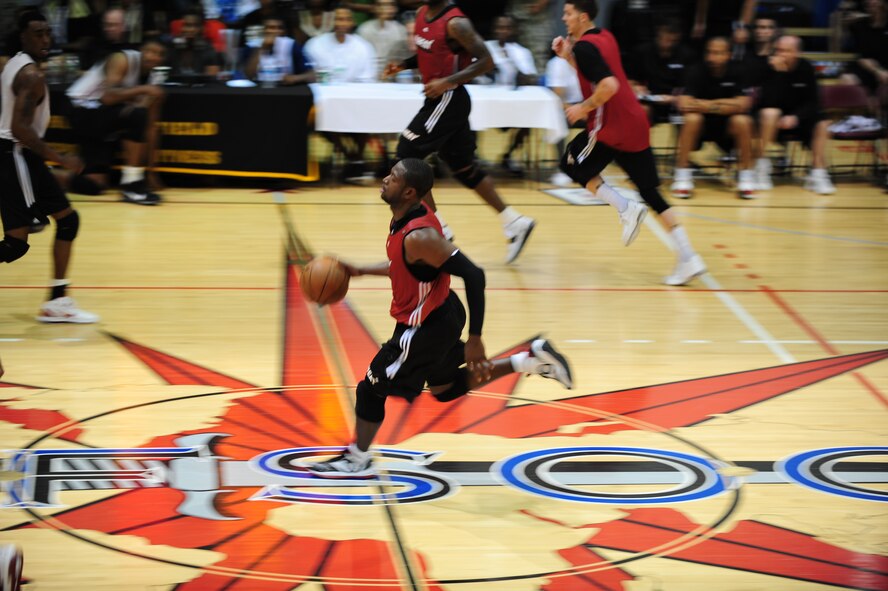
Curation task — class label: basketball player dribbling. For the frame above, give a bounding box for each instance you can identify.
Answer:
[307,159,573,477]
[553,0,707,286]
[383,0,536,265]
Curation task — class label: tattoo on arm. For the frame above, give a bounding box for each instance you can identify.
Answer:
[446,17,493,83]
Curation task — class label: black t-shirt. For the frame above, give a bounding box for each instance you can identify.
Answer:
[849,19,888,66]
[683,61,748,99]
[758,58,821,121]
[630,42,696,94]
[573,29,613,84]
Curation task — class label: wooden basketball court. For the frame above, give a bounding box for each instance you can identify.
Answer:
[1,171,886,590]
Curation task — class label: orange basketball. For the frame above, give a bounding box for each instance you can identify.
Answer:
[300,256,350,305]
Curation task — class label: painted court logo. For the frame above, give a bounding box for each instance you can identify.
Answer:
[1,260,887,590]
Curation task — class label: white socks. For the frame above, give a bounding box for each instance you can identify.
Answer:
[594,182,629,213]
[671,225,696,262]
[121,166,145,185]
[510,351,539,374]
[499,206,522,227]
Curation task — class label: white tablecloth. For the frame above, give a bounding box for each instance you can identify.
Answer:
[310,83,568,143]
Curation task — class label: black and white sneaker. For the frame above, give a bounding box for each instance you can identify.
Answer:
[306,444,375,478]
[504,215,536,264]
[529,339,573,389]
[121,181,161,206]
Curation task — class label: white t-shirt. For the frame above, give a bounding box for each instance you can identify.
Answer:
[545,55,583,104]
[356,18,408,76]
[304,33,377,83]
[484,40,537,87]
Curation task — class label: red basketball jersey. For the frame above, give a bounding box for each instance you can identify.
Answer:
[387,205,451,326]
[414,4,472,84]
[576,29,650,152]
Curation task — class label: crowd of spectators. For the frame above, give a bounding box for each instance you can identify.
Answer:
[0,0,885,195]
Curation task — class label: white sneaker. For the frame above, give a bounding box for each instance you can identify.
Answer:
[549,172,574,187]
[664,254,707,286]
[737,169,757,199]
[504,215,536,264]
[0,543,22,591]
[671,168,694,199]
[804,169,836,195]
[619,200,647,246]
[529,339,573,389]
[306,444,375,478]
[36,296,100,324]
[755,158,773,191]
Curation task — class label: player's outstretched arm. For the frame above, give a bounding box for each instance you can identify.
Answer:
[342,260,391,277]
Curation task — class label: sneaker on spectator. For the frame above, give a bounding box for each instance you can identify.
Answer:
[804,168,836,195]
[36,297,99,324]
[755,158,773,190]
[549,171,574,187]
[737,169,757,199]
[121,180,161,205]
[306,444,375,478]
[671,168,694,198]
[504,215,536,264]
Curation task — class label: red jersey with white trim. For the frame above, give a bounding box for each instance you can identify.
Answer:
[575,28,650,152]
[387,204,451,326]
[414,4,472,85]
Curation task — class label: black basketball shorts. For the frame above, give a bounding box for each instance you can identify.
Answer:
[396,85,477,172]
[0,141,70,232]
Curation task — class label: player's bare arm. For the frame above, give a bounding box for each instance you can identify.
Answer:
[100,53,163,106]
[342,260,391,277]
[421,16,492,97]
[11,66,81,171]
[566,75,618,124]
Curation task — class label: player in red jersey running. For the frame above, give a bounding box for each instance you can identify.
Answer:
[308,159,572,477]
[553,0,707,286]
[382,0,536,265]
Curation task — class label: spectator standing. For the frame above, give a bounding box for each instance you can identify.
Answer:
[80,7,133,70]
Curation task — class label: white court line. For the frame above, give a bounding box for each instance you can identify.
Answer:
[0,338,23,342]
[640,211,796,364]
[624,339,654,343]
[682,340,712,344]
[741,340,888,345]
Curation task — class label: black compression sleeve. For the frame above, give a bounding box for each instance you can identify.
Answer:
[401,55,419,70]
[439,249,486,335]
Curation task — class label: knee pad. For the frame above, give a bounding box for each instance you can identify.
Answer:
[432,368,469,402]
[0,236,30,263]
[355,379,386,423]
[639,186,670,215]
[55,210,80,242]
[452,163,486,189]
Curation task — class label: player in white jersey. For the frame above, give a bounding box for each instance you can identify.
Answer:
[0,11,98,323]
[66,38,166,204]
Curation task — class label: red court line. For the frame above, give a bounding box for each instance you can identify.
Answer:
[2,285,888,294]
[761,286,888,408]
